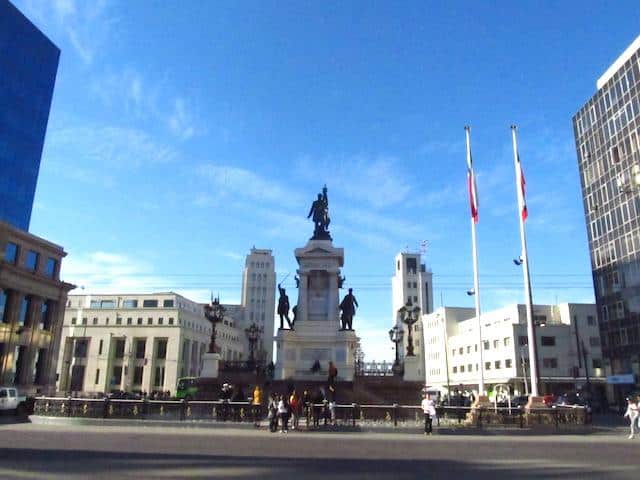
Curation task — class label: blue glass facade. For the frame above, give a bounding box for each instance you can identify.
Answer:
[0,1,60,231]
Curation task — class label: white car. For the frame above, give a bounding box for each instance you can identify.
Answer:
[0,387,27,415]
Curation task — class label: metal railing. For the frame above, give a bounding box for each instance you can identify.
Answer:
[33,397,591,429]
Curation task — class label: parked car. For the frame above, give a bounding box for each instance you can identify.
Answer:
[511,395,529,408]
[0,386,31,415]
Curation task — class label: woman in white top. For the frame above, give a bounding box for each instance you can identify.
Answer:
[623,397,638,439]
[421,394,437,435]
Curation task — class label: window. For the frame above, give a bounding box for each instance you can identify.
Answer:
[82,317,87,325]
[493,340,499,349]
[451,349,455,356]
[494,360,501,369]
[452,366,457,373]
[542,358,558,368]
[114,339,125,359]
[123,299,138,308]
[111,366,123,385]
[98,339,103,355]
[484,362,491,370]
[541,336,556,346]
[154,366,165,387]
[483,341,490,350]
[587,316,596,326]
[40,301,52,330]
[143,299,158,308]
[92,318,98,325]
[74,339,88,358]
[0,289,7,323]
[156,339,167,360]
[158,317,164,325]
[133,366,144,385]
[460,365,465,373]
[137,317,143,325]
[163,299,174,308]
[25,250,39,271]
[534,315,547,326]
[71,317,77,325]
[616,301,625,319]
[18,297,30,326]
[116,317,122,325]
[147,318,153,325]
[127,317,132,325]
[466,346,471,354]
[503,337,511,347]
[135,340,146,359]
[589,336,600,347]
[592,359,602,369]
[505,359,512,368]
[468,364,473,372]
[168,318,174,325]
[44,258,57,278]
[95,369,100,385]
[100,300,115,309]
[458,347,463,355]
[4,242,18,264]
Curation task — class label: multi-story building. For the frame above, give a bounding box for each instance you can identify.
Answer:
[240,248,276,362]
[422,303,605,398]
[57,293,220,395]
[0,1,60,231]
[0,223,74,394]
[216,303,246,362]
[391,252,433,380]
[573,35,640,399]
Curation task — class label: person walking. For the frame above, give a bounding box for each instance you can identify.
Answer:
[268,393,278,433]
[278,394,289,433]
[624,397,639,439]
[421,393,437,435]
[289,390,300,430]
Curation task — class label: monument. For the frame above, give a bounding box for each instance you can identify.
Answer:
[275,186,359,381]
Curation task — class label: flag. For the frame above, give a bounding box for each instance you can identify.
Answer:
[467,151,479,224]
[516,153,528,222]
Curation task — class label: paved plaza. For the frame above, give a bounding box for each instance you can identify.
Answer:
[0,421,637,479]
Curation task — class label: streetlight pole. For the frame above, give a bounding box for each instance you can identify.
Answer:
[244,322,263,368]
[388,325,404,375]
[398,299,420,357]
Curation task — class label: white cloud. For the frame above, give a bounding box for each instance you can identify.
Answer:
[167,98,197,140]
[356,325,395,362]
[296,154,412,208]
[47,125,179,171]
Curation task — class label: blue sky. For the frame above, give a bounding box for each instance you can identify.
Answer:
[15,0,640,361]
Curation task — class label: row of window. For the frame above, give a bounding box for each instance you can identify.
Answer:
[73,337,168,360]
[0,290,54,330]
[84,299,175,309]
[250,261,271,269]
[3,241,57,278]
[69,315,211,333]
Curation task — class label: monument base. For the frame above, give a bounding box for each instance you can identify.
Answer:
[275,327,358,381]
[402,355,423,382]
[201,352,221,378]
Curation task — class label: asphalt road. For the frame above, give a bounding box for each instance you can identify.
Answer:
[0,422,637,479]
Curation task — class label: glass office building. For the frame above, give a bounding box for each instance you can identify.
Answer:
[0,1,60,231]
[573,36,640,395]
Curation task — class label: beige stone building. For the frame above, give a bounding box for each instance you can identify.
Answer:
[0,221,74,395]
[57,292,244,395]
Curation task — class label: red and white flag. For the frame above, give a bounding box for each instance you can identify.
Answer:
[467,151,479,224]
[516,153,528,222]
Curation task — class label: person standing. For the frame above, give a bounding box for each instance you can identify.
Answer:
[252,385,263,428]
[268,394,278,433]
[624,397,639,439]
[278,394,289,433]
[421,393,437,435]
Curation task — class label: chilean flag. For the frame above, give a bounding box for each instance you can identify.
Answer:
[467,152,479,224]
[516,153,528,222]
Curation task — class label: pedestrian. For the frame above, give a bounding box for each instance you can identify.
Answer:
[268,394,278,433]
[289,390,300,430]
[421,393,437,435]
[278,394,289,433]
[624,397,639,439]
[252,385,263,428]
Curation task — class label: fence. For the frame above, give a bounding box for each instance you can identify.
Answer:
[33,397,590,429]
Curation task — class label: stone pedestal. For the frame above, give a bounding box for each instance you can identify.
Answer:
[275,239,358,381]
[201,352,221,378]
[402,355,423,382]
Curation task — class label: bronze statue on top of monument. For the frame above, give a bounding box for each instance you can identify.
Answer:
[307,185,331,240]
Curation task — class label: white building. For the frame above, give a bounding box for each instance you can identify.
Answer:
[57,292,242,396]
[240,248,276,361]
[391,252,433,380]
[422,303,605,397]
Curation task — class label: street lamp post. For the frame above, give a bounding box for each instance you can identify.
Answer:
[388,325,404,375]
[204,297,225,354]
[244,322,263,368]
[398,299,421,357]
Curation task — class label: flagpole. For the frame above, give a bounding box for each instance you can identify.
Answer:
[465,125,485,395]
[510,125,540,397]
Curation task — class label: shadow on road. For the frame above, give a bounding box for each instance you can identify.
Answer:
[0,447,620,479]
[0,415,31,426]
